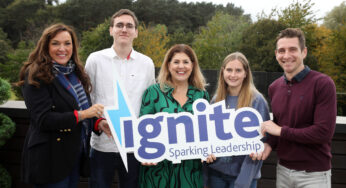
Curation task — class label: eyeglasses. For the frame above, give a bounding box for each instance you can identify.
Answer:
[115,23,135,30]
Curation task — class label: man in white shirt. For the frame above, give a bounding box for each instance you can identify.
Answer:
[85,9,155,188]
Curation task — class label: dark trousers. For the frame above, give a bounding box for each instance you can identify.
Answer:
[34,155,80,188]
[89,148,139,188]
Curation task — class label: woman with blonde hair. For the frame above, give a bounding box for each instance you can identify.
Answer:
[205,52,270,188]
[139,44,209,188]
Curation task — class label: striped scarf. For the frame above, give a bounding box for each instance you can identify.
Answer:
[52,60,90,110]
[53,60,91,152]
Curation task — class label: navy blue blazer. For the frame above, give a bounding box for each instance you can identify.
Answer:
[21,77,93,184]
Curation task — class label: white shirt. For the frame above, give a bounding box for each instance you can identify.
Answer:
[85,46,155,152]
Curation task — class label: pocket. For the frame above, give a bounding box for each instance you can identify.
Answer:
[27,129,49,149]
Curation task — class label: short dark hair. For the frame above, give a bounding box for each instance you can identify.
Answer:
[110,9,138,28]
[276,28,306,51]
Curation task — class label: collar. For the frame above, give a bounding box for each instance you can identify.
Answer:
[284,65,310,83]
[110,45,136,60]
[164,84,197,100]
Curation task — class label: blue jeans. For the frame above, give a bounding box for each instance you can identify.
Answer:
[89,148,140,188]
[34,158,80,188]
[208,168,257,188]
[276,163,331,188]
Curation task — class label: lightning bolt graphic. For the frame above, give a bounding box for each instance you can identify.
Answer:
[104,80,134,171]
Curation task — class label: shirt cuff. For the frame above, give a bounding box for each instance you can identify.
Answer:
[74,110,78,123]
[94,118,105,132]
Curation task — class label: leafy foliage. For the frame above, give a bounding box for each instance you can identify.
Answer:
[323,1,346,30]
[0,164,11,188]
[0,41,34,99]
[134,24,169,67]
[275,0,318,28]
[0,78,10,105]
[193,12,251,69]
[269,0,320,70]
[79,19,112,62]
[0,28,11,64]
[0,113,15,147]
[167,28,194,47]
[57,0,132,35]
[239,19,287,72]
[1,0,57,46]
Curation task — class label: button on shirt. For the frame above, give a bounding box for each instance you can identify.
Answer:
[85,46,155,152]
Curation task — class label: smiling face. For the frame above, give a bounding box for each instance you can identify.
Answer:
[48,31,73,66]
[275,37,307,79]
[223,59,246,95]
[110,14,138,46]
[168,52,193,85]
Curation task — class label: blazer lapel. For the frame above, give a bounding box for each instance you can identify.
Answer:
[52,78,79,109]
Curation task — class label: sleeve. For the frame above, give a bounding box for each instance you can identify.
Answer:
[85,53,97,104]
[22,81,77,132]
[266,85,278,150]
[234,156,263,188]
[280,76,337,144]
[148,59,156,86]
[253,94,270,142]
[139,85,157,117]
[253,93,270,122]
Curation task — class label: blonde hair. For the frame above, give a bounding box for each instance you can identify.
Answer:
[157,44,206,91]
[214,52,259,108]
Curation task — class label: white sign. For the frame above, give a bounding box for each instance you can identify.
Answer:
[104,81,264,171]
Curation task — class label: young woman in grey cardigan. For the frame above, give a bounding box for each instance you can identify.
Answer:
[204,52,270,188]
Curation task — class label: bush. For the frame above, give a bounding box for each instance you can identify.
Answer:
[0,78,14,188]
[0,164,11,188]
[0,113,15,148]
[0,78,11,105]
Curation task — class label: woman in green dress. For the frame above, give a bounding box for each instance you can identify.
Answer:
[139,44,209,188]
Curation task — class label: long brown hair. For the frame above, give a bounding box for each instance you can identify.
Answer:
[214,52,259,109]
[157,44,206,91]
[17,23,91,93]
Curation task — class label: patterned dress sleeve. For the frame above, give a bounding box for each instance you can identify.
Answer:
[139,85,157,117]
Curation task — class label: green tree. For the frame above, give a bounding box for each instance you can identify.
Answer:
[275,0,318,28]
[0,28,12,64]
[316,2,346,115]
[1,0,56,46]
[167,28,194,47]
[80,19,112,62]
[57,0,132,34]
[80,20,169,67]
[239,19,287,72]
[0,78,15,188]
[0,41,34,99]
[271,0,320,70]
[193,12,251,69]
[133,24,169,67]
[323,1,346,30]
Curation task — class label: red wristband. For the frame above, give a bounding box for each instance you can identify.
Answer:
[94,118,105,131]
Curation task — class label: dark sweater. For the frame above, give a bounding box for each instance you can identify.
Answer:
[267,70,336,172]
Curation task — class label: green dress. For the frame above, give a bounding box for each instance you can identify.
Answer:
[139,83,209,188]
